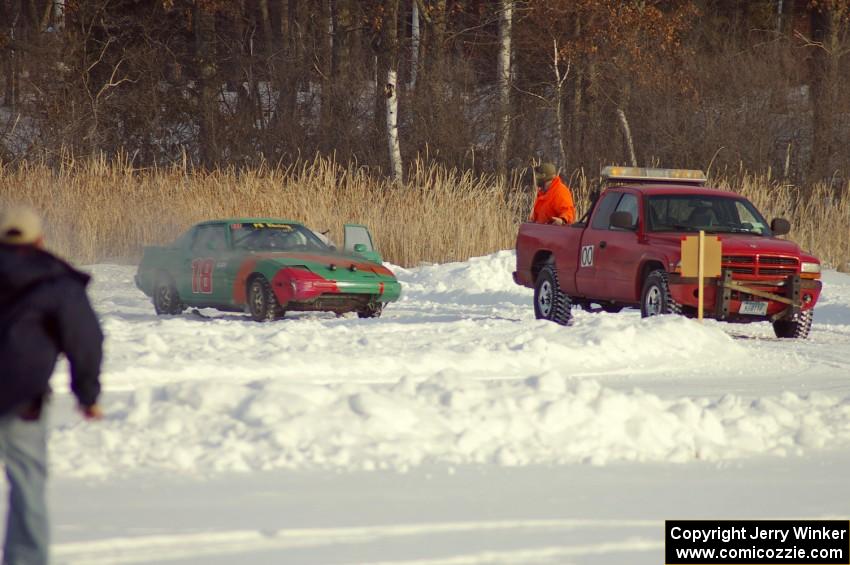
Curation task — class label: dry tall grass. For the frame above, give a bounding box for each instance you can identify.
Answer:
[0,157,527,267]
[0,157,847,270]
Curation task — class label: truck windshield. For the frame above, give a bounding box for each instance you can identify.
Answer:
[646,195,771,236]
[230,222,329,252]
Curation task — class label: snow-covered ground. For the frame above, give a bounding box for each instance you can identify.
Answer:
[5,251,850,564]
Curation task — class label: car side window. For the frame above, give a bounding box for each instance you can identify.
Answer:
[590,192,622,230]
[192,225,228,252]
[611,193,639,230]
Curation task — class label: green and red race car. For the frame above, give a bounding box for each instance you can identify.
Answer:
[135,219,401,321]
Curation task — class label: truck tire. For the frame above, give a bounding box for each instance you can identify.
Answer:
[534,264,573,325]
[153,276,185,316]
[248,275,283,322]
[641,270,681,318]
[772,309,813,339]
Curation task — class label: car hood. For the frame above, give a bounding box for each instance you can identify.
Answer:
[249,251,396,278]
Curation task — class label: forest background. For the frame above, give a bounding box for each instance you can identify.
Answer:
[0,0,848,268]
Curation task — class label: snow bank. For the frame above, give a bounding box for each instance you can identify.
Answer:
[51,374,850,477]
[47,252,850,478]
[88,254,750,389]
[395,250,530,305]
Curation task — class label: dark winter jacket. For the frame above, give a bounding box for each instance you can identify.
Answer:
[0,244,103,417]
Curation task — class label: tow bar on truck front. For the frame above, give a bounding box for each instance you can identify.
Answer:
[714,270,803,322]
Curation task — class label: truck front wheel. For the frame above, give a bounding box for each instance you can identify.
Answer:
[772,309,813,339]
[641,270,682,318]
[534,265,573,325]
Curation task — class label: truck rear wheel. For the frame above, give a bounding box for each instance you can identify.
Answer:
[773,309,813,339]
[534,265,573,325]
[641,270,681,318]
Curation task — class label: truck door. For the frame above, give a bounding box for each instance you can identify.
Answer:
[594,193,644,301]
[179,224,231,305]
[575,191,621,298]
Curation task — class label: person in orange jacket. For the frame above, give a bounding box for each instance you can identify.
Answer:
[530,162,575,225]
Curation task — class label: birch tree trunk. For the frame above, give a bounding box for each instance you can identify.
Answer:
[52,0,64,30]
[495,0,512,177]
[409,0,420,89]
[386,67,403,182]
[616,107,637,167]
[382,0,403,183]
[550,40,569,169]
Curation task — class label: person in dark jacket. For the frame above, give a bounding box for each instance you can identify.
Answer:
[0,206,103,565]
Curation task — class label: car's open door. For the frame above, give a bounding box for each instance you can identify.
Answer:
[344,224,382,263]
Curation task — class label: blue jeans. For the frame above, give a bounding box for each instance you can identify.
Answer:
[0,414,48,565]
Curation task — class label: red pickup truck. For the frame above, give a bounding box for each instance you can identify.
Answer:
[513,167,823,338]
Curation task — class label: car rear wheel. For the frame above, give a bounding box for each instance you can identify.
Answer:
[773,309,813,339]
[641,270,681,318]
[248,276,283,322]
[534,264,572,325]
[358,303,383,319]
[153,276,184,315]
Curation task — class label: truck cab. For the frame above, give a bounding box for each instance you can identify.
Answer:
[514,167,822,338]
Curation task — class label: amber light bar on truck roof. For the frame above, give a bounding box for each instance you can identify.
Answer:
[601,166,707,186]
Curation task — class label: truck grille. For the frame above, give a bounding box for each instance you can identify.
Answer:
[721,255,799,278]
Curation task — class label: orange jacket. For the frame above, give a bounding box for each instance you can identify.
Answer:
[530,176,575,224]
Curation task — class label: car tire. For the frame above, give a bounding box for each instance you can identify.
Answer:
[772,309,813,339]
[358,303,383,319]
[248,276,283,322]
[534,264,572,325]
[153,276,184,315]
[641,270,681,318]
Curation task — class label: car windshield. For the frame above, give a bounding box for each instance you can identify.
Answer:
[230,222,329,252]
[646,195,771,236]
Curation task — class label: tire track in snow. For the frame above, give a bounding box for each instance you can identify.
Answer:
[53,519,658,564]
[356,539,661,565]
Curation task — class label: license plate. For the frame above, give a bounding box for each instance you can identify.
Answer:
[739,301,768,316]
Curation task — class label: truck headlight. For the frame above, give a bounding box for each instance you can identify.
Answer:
[801,262,820,274]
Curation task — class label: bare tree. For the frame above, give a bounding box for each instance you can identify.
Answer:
[194,2,220,166]
[616,107,637,167]
[382,0,403,182]
[409,0,420,89]
[803,2,850,181]
[495,0,512,176]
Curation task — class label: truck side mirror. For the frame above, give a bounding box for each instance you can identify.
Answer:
[770,218,791,236]
[610,211,635,230]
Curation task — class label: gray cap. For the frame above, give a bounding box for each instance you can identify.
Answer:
[0,206,43,245]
